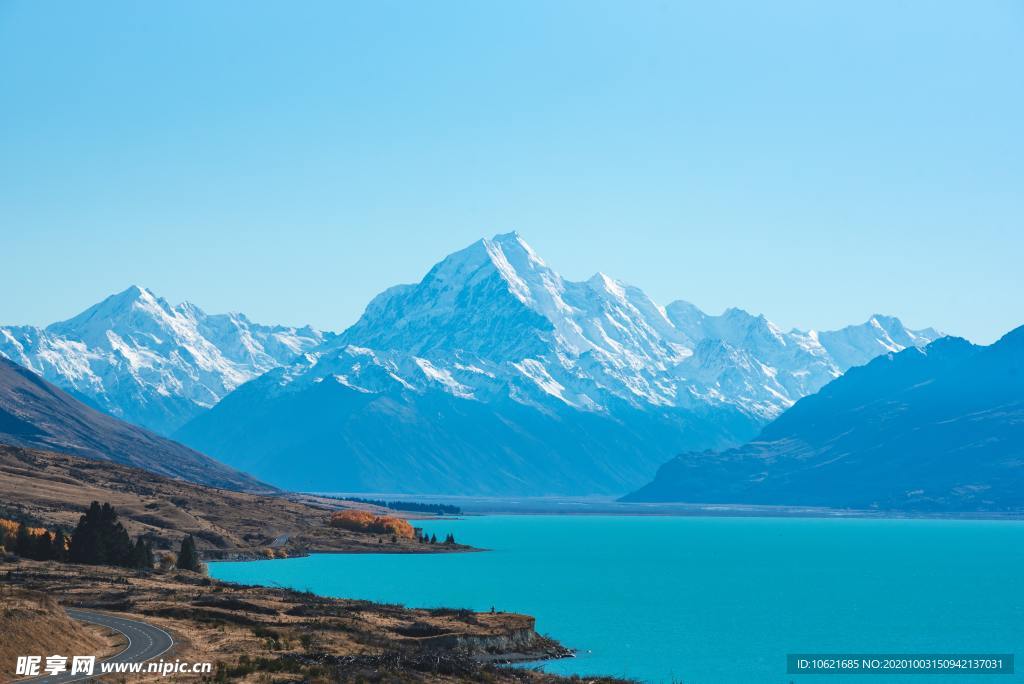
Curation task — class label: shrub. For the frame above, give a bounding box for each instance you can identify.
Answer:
[329,510,414,539]
[177,535,201,572]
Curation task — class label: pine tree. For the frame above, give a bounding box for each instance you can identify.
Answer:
[101,503,132,566]
[69,501,103,564]
[51,528,68,562]
[176,535,200,572]
[142,540,154,568]
[31,531,55,560]
[15,523,32,557]
[130,538,154,570]
[429,533,437,544]
[68,501,135,567]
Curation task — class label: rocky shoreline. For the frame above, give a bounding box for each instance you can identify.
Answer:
[1,558,620,682]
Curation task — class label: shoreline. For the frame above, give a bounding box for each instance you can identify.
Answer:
[2,559,604,682]
[450,508,1024,521]
[204,543,486,563]
[306,492,1024,522]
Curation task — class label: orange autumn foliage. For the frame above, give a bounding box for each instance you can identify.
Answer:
[331,509,375,527]
[0,518,49,539]
[330,510,415,539]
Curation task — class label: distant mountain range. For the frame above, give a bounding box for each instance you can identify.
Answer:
[0,356,266,491]
[172,233,941,495]
[0,286,328,434]
[624,325,1024,512]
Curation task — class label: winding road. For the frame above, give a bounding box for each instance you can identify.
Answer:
[23,609,174,683]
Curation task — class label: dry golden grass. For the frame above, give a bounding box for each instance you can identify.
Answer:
[0,560,595,683]
[0,445,466,559]
[0,588,121,677]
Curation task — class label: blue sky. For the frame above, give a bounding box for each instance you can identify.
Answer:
[1,1,1021,343]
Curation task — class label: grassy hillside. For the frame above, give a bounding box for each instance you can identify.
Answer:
[0,357,265,491]
[0,445,464,558]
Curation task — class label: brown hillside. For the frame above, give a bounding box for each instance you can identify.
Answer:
[0,589,118,676]
[0,445,466,558]
[0,357,265,492]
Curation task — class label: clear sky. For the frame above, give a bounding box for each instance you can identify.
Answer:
[1,1,1021,343]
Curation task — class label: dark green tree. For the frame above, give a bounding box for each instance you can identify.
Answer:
[130,538,154,570]
[176,534,200,572]
[31,531,55,560]
[51,528,68,562]
[69,501,103,564]
[429,533,437,544]
[15,522,32,557]
[102,503,132,565]
[68,501,134,567]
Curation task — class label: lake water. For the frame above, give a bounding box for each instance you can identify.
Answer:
[210,515,1024,683]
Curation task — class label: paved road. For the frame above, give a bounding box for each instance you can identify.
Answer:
[23,609,174,683]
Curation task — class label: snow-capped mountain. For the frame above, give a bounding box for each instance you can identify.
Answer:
[325,234,940,419]
[624,326,1024,511]
[0,286,329,434]
[175,233,942,495]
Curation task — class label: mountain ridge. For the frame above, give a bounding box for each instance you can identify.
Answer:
[0,286,329,434]
[0,356,267,491]
[623,325,1024,511]
[174,233,942,495]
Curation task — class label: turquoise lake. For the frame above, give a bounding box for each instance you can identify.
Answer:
[209,515,1024,683]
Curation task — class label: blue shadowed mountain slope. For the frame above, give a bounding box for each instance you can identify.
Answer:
[624,326,1024,511]
[173,235,940,496]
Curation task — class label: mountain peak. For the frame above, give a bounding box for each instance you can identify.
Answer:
[419,233,543,305]
[121,284,145,297]
[721,307,763,323]
[5,286,329,435]
[114,284,169,306]
[587,272,627,298]
[46,285,169,337]
[483,231,546,270]
[867,313,901,328]
[816,314,943,370]
[490,230,523,243]
[108,284,156,306]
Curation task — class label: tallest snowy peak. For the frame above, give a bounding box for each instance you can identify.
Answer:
[332,231,943,421]
[420,232,559,309]
[486,231,544,263]
[477,232,548,274]
[489,230,523,244]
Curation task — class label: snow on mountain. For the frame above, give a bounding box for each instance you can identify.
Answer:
[817,314,943,370]
[175,233,944,495]
[0,234,943,494]
[320,232,940,420]
[0,286,328,434]
[624,327,1024,511]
